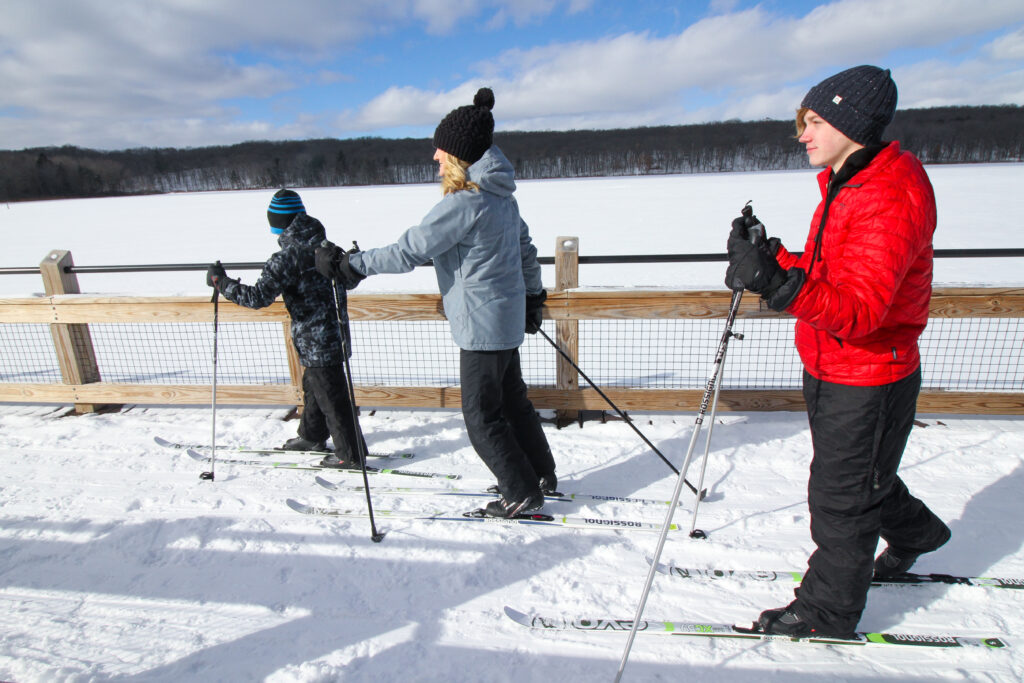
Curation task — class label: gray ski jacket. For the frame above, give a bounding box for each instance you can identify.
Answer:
[350,145,543,351]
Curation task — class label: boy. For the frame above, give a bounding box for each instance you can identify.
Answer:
[207,189,364,468]
[726,66,951,638]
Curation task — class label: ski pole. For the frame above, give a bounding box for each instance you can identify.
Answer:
[537,327,706,500]
[327,241,385,543]
[686,330,736,539]
[340,324,385,543]
[615,202,760,682]
[615,287,743,682]
[200,264,221,482]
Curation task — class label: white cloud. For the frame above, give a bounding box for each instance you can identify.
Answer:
[342,0,1024,136]
[985,26,1024,61]
[896,60,1024,108]
[2,0,1023,149]
[0,0,583,148]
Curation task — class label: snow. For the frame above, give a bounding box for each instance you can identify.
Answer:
[3,164,1024,681]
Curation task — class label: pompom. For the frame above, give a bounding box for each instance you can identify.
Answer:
[473,87,495,110]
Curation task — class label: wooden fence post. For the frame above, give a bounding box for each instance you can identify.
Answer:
[39,250,107,414]
[554,237,580,425]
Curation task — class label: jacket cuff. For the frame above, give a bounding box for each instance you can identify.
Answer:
[219,277,240,300]
[347,251,366,276]
[764,267,805,312]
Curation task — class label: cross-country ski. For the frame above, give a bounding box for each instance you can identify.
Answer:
[155,435,414,459]
[503,607,1010,650]
[314,475,687,507]
[184,448,459,479]
[651,562,1024,590]
[286,498,681,532]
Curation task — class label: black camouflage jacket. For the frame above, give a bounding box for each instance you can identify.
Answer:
[221,213,350,367]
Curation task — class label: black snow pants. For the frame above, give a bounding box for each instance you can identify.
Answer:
[460,348,556,501]
[794,368,950,636]
[298,364,365,462]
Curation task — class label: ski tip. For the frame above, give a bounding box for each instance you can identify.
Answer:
[154,436,176,448]
[285,499,309,514]
[314,475,337,491]
[503,606,530,624]
[185,448,207,462]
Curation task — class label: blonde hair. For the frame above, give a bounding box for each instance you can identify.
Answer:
[795,107,810,137]
[438,151,480,196]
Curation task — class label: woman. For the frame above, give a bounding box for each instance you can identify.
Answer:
[726,65,951,638]
[316,88,556,518]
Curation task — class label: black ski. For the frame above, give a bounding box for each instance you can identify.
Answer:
[156,436,413,459]
[184,448,458,479]
[652,561,1024,590]
[503,606,1009,649]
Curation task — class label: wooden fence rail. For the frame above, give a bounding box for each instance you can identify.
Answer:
[1,245,1023,415]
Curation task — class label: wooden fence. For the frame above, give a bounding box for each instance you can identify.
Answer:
[1,243,1023,415]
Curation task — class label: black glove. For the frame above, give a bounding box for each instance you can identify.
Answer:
[728,215,781,255]
[315,241,342,279]
[316,240,366,290]
[525,289,546,334]
[725,212,787,295]
[206,262,227,289]
[725,212,804,310]
[725,238,787,295]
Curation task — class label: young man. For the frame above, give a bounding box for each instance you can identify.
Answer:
[207,189,365,469]
[725,65,951,638]
[315,88,556,518]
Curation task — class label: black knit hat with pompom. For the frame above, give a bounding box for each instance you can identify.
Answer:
[432,88,495,164]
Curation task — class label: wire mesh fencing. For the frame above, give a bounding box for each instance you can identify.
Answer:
[3,315,1021,395]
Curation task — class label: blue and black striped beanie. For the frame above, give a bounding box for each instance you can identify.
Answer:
[267,189,305,233]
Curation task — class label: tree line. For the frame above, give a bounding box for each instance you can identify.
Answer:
[2,105,1021,203]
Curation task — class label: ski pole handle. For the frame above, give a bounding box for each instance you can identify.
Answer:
[742,201,765,245]
[209,260,222,303]
[318,240,359,252]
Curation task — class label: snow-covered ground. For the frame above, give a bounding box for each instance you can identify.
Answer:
[2,164,1024,681]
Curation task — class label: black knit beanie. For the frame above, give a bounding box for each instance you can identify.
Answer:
[432,88,495,164]
[267,189,305,233]
[801,65,898,145]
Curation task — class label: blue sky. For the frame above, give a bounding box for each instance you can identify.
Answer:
[2,0,1023,150]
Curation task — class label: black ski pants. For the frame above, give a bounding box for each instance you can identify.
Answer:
[794,368,950,636]
[460,348,556,501]
[298,364,365,462]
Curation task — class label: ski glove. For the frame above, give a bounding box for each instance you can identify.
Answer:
[724,216,804,311]
[315,240,366,291]
[206,262,226,288]
[525,289,547,334]
[725,234,786,295]
[205,261,231,289]
[727,215,781,256]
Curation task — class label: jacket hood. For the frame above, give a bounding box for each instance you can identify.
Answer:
[278,213,326,250]
[468,145,516,197]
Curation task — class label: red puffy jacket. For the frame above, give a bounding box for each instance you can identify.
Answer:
[774,141,936,386]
